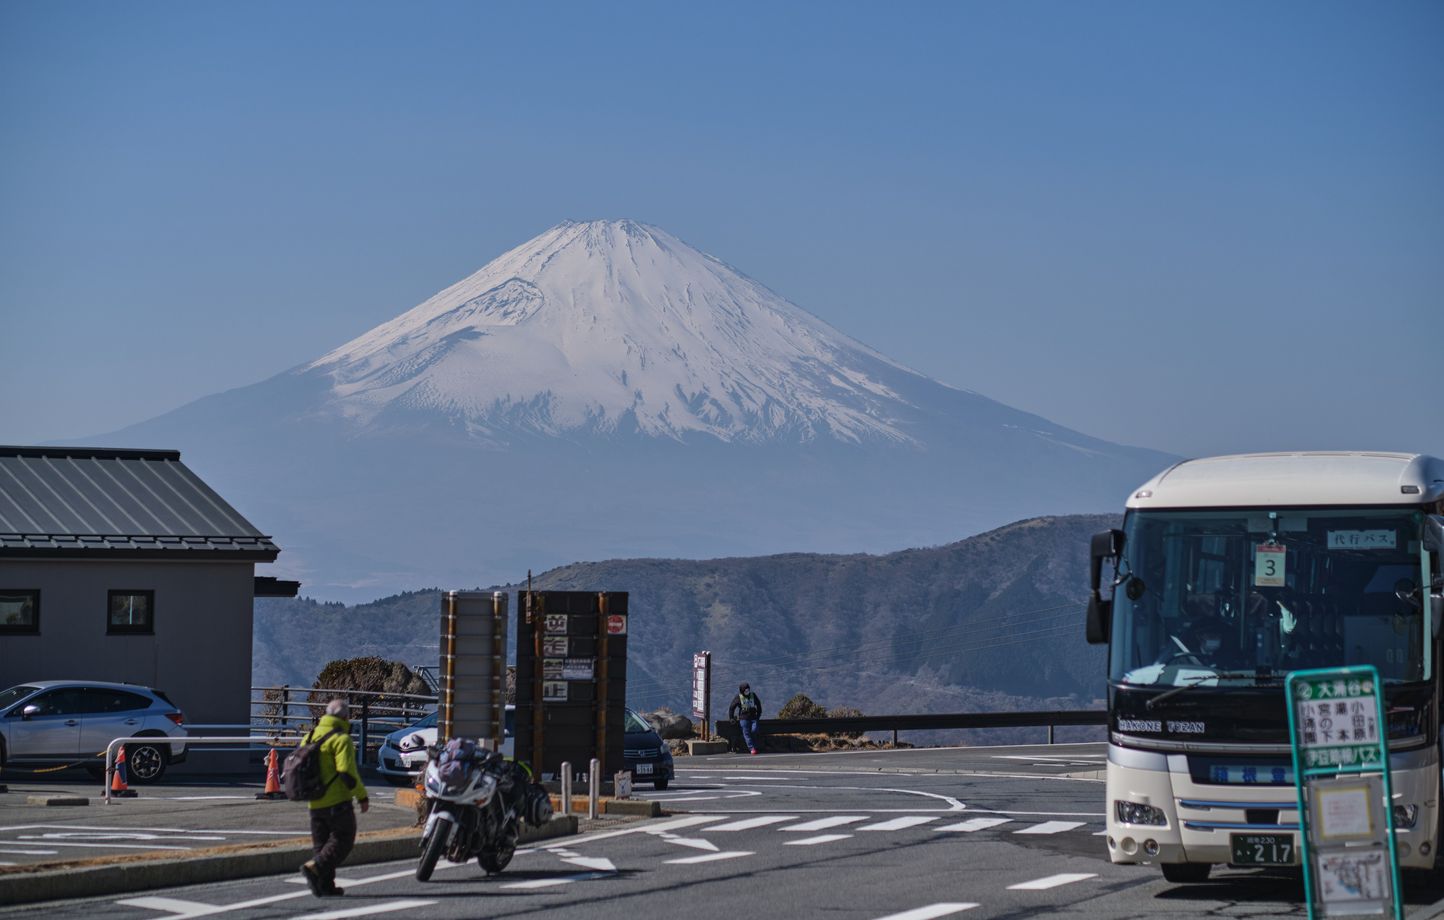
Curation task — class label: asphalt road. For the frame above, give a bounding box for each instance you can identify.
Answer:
[6,742,1444,920]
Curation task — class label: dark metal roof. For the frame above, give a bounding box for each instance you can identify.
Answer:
[0,446,279,561]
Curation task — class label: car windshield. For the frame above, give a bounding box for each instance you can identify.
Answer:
[1109,508,1429,688]
[0,685,38,711]
[624,710,652,734]
[411,710,438,729]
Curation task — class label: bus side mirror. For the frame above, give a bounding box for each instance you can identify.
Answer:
[1425,518,1444,634]
[1424,516,1444,554]
[1086,529,1125,645]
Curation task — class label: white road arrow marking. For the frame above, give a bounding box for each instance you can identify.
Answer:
[293,899,437,920]
[660,835,719,852]
[935,818,1012,833]
[1013,821,1085,835]
[665,851,754,864]
[502,871,611,889]
[871,904,980,920]
[1007,872,1097,890]
[560,855,617,872]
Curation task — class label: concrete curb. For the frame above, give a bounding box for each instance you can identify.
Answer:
[0,815,578,908]
[686,740,729,755]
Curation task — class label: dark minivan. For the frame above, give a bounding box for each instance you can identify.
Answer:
[624,708,674,790]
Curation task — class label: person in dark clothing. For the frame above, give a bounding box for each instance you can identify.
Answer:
[300,698,370,898]
[728,682,762,754]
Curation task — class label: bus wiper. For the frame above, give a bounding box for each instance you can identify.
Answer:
[1145,670,1282,710]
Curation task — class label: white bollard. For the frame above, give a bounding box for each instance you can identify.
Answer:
[561,761,573,816]
[588,758,600,819]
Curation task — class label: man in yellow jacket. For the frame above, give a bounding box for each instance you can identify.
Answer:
[301,698,370,897]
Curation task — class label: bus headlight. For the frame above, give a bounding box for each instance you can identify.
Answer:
[1115,800,1167,826]
[1393,805,1419,829]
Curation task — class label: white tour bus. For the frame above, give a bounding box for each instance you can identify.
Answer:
[1086,451,1444,881]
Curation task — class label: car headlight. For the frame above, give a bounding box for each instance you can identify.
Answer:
[1394,804,1419,829]
[1115,800,1167,826]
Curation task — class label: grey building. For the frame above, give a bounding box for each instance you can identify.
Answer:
[0,446,297,757]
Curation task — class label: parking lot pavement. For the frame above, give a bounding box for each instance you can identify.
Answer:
[0,770,418,867]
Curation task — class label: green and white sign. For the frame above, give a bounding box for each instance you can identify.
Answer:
[1287,665,1401,920]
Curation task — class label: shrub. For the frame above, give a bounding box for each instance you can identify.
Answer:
[778,693,827,720]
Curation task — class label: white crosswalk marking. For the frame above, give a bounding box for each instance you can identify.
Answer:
[935,817,1012,833]
[293,901,437,920]
[707,815,801,831]
[781,815,869,832]
[872,905,980,920]
[784,833,854,846]
[665,851,755,864]
[1007,872,1097,890]
[1014,821,1086,835]
[858,816,939,832]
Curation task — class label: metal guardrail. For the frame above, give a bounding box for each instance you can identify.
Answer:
[716,708,1109,747]
[249,685,440,764]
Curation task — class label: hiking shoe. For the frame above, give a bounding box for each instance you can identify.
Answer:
[321,886,345,897]
[300,861,323,897]
[750,748,758,755]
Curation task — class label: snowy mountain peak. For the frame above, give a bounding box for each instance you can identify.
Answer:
[308,219,926,443]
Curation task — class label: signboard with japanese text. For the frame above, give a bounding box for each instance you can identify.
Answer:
[515,591,628,782]
[1287,666,1401,920]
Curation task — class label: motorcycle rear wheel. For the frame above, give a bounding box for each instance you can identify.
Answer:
[417,824,447,881]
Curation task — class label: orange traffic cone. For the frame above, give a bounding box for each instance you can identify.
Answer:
[110,744,137,798]
[255,748,285,800]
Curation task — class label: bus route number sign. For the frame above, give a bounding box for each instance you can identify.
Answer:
[1255,543,1286,587]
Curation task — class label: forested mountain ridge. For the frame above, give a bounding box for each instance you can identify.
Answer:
[255,513,1117,722]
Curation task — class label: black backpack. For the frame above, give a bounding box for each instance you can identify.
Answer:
[281,728,341,802]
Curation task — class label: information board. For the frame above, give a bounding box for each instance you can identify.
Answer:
[1287,665,1401,920]
[514,590,628,781]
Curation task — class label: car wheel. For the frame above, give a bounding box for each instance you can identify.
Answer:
[126,742,167,784]
[652,777,669,791]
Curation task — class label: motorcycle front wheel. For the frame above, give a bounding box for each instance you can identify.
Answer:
[417,823,448,881]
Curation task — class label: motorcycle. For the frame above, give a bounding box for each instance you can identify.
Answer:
[409,735,553,881]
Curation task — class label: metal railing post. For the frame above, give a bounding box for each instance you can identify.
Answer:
[281,685,290,732]
[360,699,370,765]
[1047,724,1054,745]
[561,761,572,816]
[588,758,600,819]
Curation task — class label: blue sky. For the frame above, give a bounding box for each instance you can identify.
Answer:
[2,1,1440,458]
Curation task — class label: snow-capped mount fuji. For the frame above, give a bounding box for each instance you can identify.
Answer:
[96,219,1174,598]
[311,219,933,445]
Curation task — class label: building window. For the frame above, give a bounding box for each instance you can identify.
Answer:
[0,590,39,634]
[107,590,154,635]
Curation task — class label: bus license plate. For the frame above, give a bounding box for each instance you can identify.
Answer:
[1230,833,1294,865]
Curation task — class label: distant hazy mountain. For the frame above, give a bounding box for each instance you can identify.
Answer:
[255,514,1116,737]
[99,219,1170,598]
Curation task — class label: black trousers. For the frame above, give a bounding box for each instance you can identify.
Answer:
[309,801,357,885]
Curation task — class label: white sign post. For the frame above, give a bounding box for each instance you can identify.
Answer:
[692,651,711,741]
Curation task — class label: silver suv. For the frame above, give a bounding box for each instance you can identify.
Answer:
[0,680,187,783]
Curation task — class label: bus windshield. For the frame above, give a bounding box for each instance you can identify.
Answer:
[1109,508,1429,688]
